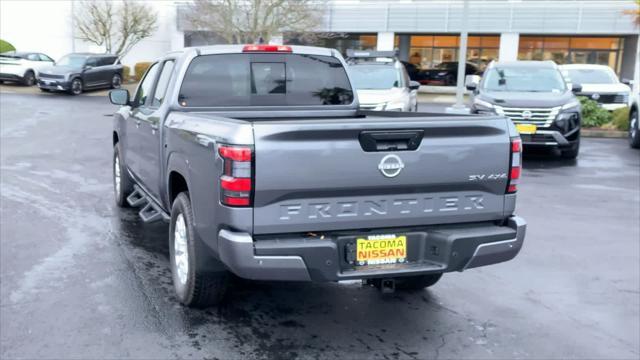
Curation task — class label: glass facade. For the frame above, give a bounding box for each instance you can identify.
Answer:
[284,33,377,56]
[518,36,623,73]
[400,35,500,72]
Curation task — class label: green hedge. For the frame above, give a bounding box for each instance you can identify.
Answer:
[134,62,152,81]
[0,39,16,53]
[122,65,131,81]
[578,96,612,128]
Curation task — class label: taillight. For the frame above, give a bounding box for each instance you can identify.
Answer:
[218,144,253,207]
[507,137,522,193]
[242,45,292,53]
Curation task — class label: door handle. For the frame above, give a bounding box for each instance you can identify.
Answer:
[150,123,159,131]
[135,120,141,128]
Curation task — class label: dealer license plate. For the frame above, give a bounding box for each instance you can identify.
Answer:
[356,234,407,266]
[516,123,537,134]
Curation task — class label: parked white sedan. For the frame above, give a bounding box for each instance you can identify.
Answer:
[0,51,55,86]
[560,64,631,111]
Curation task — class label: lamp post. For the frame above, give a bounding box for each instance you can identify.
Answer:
[446,0,470,114]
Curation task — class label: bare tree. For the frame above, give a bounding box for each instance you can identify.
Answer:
[184,0,325,44]
[74,0,158,57]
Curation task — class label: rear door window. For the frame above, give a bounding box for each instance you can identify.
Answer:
[178,53,353,107]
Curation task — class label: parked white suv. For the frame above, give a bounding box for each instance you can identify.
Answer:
[0,51,55,86]
[560,64,631,111]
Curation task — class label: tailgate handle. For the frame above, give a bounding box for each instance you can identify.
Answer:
[359,130,424,152]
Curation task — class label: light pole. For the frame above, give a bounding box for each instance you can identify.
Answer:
[446,0,470,114]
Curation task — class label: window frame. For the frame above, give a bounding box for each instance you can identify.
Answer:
[150,59,176,109]
[133,62,161,108]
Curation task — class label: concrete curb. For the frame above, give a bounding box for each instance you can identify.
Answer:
[581,129,627,138]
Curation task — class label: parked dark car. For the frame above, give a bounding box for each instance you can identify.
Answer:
[421,62,480,86]
[468,60,582,159]
[37,53,123,95]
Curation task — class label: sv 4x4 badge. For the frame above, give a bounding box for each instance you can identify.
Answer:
[469,173,507,181]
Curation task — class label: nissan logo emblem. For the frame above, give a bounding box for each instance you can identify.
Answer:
[522,110,532,120]
[378,154,405,178]
[591,93,600,100]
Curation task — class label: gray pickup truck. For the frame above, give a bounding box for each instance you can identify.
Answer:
[109,45,526,308]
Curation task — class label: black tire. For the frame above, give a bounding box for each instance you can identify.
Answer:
[561,140,580,159]
[39,88,50,92]
[445,75,455,86]
[170,192,228,308]
[396,274,443,290]
[629,108,640,149]
[111,73,122,89]
[22,71,35,86]
[69,78,83,95]
[113,143,133,207]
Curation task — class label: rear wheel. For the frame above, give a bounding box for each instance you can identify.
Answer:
[561,140,580,159]
[69,78,83,95]
[629,108,640,149]
[170,192,228,308]
[22,71,35,86]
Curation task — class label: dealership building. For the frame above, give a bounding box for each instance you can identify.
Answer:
[2,0,639,81]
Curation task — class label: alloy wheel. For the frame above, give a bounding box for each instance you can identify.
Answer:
[174,214,189,285]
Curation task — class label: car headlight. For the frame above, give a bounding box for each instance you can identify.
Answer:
[555,111,579,131]
[561,100,580,111]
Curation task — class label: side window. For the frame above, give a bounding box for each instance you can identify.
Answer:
[134,63,159,107]
[39,54,54,62]
[86,57,98,67]
[101,57,116,66]
[27,53,39,61]
[152,60,175,107]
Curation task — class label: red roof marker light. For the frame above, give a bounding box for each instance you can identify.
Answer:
[242,45,292,53]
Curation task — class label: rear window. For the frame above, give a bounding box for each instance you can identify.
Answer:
[178,53,354,107]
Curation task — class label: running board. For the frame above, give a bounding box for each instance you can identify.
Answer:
[126,185,170,223]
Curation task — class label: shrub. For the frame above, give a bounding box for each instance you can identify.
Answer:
[122,65,131,81]
[0,39,16,53]
[578,96,612,128]
[134,62,152,81]
[610,106,630,131]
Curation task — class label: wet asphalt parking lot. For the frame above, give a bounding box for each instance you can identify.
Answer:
[1,92,639,359]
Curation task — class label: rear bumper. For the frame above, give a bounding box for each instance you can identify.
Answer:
[217,216,526,282]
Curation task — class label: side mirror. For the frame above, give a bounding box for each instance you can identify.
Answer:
[109,89,130,106]
[465,74,480,90]
[409,81,421,91]
[571,83,582,93]
[622,78,633,86]
[84,65,93,71]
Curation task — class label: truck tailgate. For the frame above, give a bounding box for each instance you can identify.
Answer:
[252,115,511,234]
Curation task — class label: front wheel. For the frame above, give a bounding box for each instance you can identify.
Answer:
[113,143,133,207]
[69,78,83,95]
[170,192,228,308]
[629,109,640,149]
[561,140,580,159]
[111,73,122,89]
